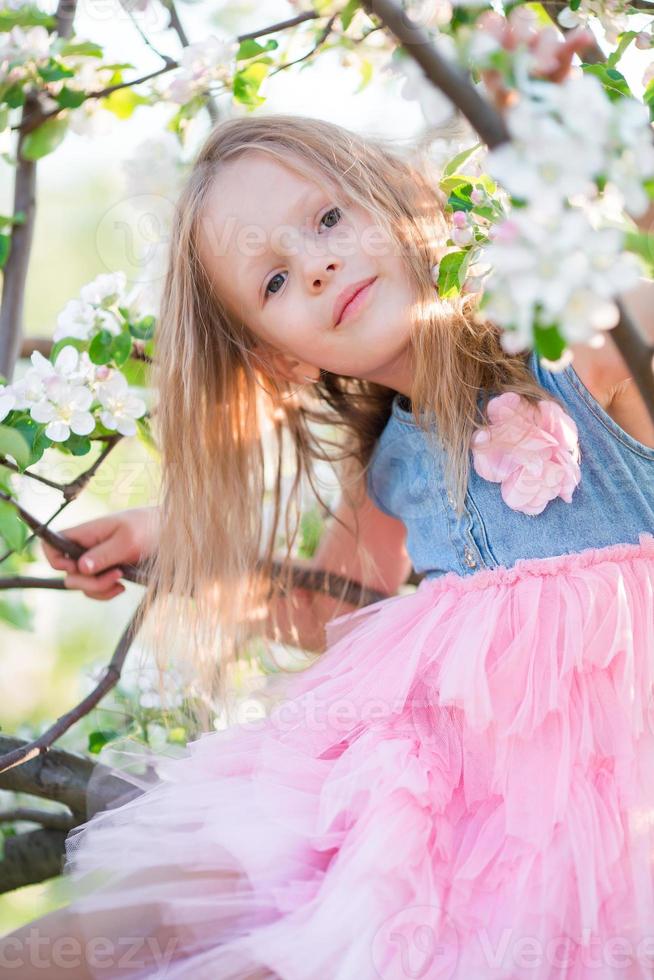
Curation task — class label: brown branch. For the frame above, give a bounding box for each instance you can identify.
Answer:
[0,827,70,892]
[269,13,340,77]
[0,735,138,818]
[0,596,148,773]
[60,433,123,502]
[0,96,37,380]
[0,806,75,831]
[362,0,654,422]
[362,0,510,148]
[14,8,328,137]
[0,575,66,589]
[268,558,390,607]
[0,490,146,584]
[159,0,218,124]
[0,0,79,380]
[238,10,320,42]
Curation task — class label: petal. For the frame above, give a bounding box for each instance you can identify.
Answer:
[68,385,93,411]
[54,346,79,376]
[70,411,96,436]
[116,416,137,437]
[45,420,69,442]
[30,400,55,423]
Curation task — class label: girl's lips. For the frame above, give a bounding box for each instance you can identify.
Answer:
[335,277,377,327]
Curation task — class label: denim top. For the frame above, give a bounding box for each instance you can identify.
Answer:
[366,349,654,579]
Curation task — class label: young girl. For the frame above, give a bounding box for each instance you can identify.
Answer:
[3,112,654,979]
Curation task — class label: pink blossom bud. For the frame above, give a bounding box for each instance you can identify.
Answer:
[493,220,519,244]
[470,188,485,205]
[635,31,652,50]
[96,365,111,380]
[452,226,474,247]
[452,210,468,228]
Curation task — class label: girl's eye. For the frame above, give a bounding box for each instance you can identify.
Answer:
[264,206,343,299]
[265,272,286,297]
[320,206,342,230]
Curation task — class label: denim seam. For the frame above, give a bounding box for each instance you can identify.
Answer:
[465,489,499,567]
[563,365,654,463]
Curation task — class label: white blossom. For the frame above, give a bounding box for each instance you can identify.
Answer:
[79,271,127,307]
[158,34,238,104]
[385,51,455,126]
[0,384,17,422]
[96,373,146,436]
[122,133,185,201]
[0,26,52,67]
[54,299,120,342]
[30,382,95,442]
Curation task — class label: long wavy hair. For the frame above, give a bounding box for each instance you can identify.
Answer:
[139,113,559,728]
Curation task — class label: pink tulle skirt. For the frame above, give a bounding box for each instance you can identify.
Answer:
[60,533,654,979]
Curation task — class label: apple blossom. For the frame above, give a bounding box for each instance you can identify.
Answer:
[29,383,95,442]
[96,373,146,436]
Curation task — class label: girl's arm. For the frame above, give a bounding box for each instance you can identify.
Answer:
[263,488,413,654]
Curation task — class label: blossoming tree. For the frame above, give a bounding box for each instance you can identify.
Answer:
[0,0,653,895]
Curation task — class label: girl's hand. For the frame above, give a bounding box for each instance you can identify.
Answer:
[42,506,160,601]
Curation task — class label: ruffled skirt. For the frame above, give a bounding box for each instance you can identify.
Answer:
[60,533,654,979]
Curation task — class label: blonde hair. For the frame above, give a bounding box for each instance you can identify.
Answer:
[139,113,557,728]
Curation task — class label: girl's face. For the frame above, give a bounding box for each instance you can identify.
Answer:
[197,151,418,397]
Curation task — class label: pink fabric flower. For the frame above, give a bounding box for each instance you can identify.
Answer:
[470,391,581,516]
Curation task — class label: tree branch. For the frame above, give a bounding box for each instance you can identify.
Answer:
[362,0,654,423]
[0,596,148,773]
[0,736,136,816]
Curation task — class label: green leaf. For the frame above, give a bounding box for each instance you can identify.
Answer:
[101,86,150,120]
[62,433,92,456]
[298,507,324,559]
[534,322,566,361]
[136,416,158,454]
[88,729,121,754]
[37,61,75,83]
[120,357,148,388]
[128,314,155,340]
[0,499,27,553]
[56,86,87,110]
[446,182,475,213]
[3,84,25,109]
[50,335,87,361]
[58,41,104,58]
[233,63,269,108]
[89,329,114,365]
[437,250,470,298]
[0,233,9,269]
[9,416,51,465]
[110,331,132,366]
[624,229,654,275]
[0,8,55,29]
[340,0,360,30]
[644,78,654,122]
[442,142,481,178]
[580,63,632,101]
[0,424,30,469]
[606,30,638,68]
[0,595,33,631]
[354,56,374,94]
[236,38,278,60]
[21,115,69,160]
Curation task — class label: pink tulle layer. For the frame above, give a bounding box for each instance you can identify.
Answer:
[61,533,654,979]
